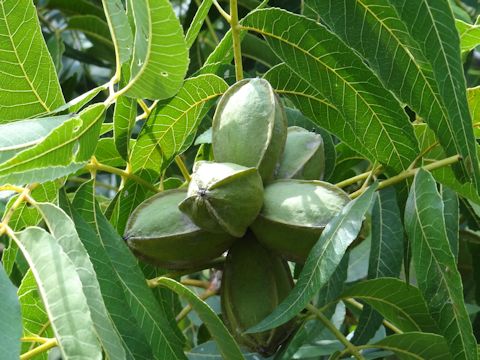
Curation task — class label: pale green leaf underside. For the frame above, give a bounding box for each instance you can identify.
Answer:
[0,0,65,122]
[243,8,418,174]
[102,0,133,66]
[59,191,156,360]
[0,114,72,163]
[17,270,53,360]
[0,263,21,359]
[37,203,127,360]
[0,103,105,185]
[13,227,102,360]
[185,0,212,49]
[124,0,189,100]
[157,278,245,360]
[131,74,228,176]
[405,170,477,360]
[248,184,377,333]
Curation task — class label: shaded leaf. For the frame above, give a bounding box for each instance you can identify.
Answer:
[243,8,418,174]
[13,227,102,359]
[371,332,450,360]
[340,278,437,333]
[405,169,477,360]
[442,186,459,260]
[0,0,65,122]
[248,184,377,333]
[72,181,186,359]
[122,0,189,100]
[157,277,245,360]
[0,263,21,359]
[352,189,404,344]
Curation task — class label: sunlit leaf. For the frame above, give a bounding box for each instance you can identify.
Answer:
[102,0,133,68]
[243,8,418,174]
[456,18,480,53]
[13,227,102,359]
[0,104,105,185]
[37,202,127,360]
[121,0,189,100]
[185,0,213,49]
[0,0,65,122]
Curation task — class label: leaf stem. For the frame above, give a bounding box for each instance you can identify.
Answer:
[0,185,26,193]
[230,0,244,81]
[175,155,191,182]
[176,288,217,322]
[343,298,402,334]
[181,278,211,289]
[350,154,461,199]
[21,336,50,344]
[336,167,383,188]
[147,257,226,287]
[85,158,158,194]
[0,185,36,233]
[20,338,58,360]
[212,0,232,23]
[306,304,365,360]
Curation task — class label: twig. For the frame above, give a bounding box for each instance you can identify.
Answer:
[230,0,243,80]
[20,338,58,360]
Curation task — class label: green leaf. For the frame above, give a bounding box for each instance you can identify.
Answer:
[456,18,480,53]
[17,269,53,359]
[352,189,404,345]
[44,0,105,18]
[0,263,21,359]
[131,73,227,175]
[405,169,477,360]
[0,103,106,185]
[414,123,480,205]
[72,181,186,359]
[248,183,377,333]
[264,64,374,164]
[278,254,349,360]
[370,332,450,360]
[185,0,212,49]
[442,186,459,260]
[59,190,156,360]
[0,0,65,122]
[36,202,127,360]
[340,278,437,333]
[243,8,418,174]
[121,0,189,100]
[156,278,245,360]
[0,114,72,164]
[113,93,137,161]
[1,182,60,276]
[95,138,127,168]
[13,227,102,359]
[102,0,133,69]
[308,0,477,185]
[67,15,115,61]
[46,32,65,74]
[389,0,480,189]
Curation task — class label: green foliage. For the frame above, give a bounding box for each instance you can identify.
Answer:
[1,0,480,359]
